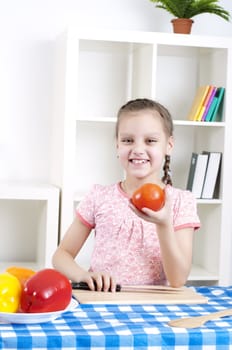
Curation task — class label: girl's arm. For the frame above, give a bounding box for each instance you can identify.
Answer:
[155,224,193,288]
[52,216,117,291]
[129,187,194,287]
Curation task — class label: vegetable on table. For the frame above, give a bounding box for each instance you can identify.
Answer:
[6,266,36,288]
[0,272,22,313]
[20,268,72,313]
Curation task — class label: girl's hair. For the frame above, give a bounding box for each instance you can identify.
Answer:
[116,98,173,185]
[162,154,172,186]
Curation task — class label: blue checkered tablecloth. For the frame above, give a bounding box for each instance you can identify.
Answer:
[1,286,232,349]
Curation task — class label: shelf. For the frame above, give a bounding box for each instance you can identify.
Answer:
[173,120,225,127]
[76,118,225,127]
[189,265,218,281]
[197,199,222,205]
[0,182,59,200]
[69,27,232,49]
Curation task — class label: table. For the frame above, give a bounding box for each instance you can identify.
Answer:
[1,286,232,349]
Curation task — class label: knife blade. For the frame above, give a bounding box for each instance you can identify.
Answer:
[71,281,183,293]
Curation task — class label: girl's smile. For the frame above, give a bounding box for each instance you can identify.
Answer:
[129,158,149,164]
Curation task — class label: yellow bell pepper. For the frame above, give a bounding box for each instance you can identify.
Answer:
[0,272,22,313]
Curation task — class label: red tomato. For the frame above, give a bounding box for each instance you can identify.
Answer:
[131,183,165,212]
[20,268,72,313]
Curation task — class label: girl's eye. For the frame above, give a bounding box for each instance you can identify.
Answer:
[147,139,157,144]
[121,138,133,144]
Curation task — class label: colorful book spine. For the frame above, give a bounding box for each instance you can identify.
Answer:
[201,86,217,121]
[204,97,218,122]
[187,85,225,123]
[196,105,206,122]
[209,87,225,122]
[204,87,225,122]
[196,85,214,122]
[186,85,210,121]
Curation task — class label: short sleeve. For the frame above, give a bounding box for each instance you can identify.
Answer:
[76,185,98,229]
[172,188,200,231]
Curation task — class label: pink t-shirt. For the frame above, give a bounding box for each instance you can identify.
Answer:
[76,183,200,285]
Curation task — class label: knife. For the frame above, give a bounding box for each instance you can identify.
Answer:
[71,281,183,293]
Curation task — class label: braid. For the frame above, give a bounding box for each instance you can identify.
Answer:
[162,155,172,186]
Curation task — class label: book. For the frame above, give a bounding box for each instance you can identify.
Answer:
[204,97,218,122]
[209,87,225,122]
[201,86,217,121]
[201,152,222,199]
[203,85,216,107]
[196,85,214,122]
[195,104,206,122]
[186,85,210,121]
[186,152,209,198]
[186,153,198,191]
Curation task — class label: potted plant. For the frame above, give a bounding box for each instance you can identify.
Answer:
[149,0,230,34]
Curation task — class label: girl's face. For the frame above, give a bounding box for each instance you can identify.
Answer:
[117,110,174,183]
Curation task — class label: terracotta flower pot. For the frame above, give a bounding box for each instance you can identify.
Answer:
[171,18,194,34]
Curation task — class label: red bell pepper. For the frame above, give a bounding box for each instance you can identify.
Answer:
[20,268,72,313]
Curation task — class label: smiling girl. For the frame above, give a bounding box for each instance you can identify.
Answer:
[52,98,200,291]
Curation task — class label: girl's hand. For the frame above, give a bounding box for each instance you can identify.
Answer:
[79,271,117,292]
[129,185,173,226]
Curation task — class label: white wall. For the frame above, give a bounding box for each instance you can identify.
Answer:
[0,0,232,183]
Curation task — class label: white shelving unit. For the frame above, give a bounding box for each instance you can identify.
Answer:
[52,27,232,286]
[0,183,60,271]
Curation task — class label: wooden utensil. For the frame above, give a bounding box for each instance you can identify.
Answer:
[168,308,232,328]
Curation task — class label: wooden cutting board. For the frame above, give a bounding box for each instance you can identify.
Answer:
[72,286,208,304]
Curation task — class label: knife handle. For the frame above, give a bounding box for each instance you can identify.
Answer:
[71,281,121,292]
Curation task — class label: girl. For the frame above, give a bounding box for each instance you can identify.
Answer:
[52,98,200,291]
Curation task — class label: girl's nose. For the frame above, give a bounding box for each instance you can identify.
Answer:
[131,145,145,156]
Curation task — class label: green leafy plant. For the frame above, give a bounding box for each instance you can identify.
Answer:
[149,0,230,21]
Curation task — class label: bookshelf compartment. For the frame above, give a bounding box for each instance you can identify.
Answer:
[194,126,224,152]
[190,203,221,282]
[0,200,46,267]
[173,124,224,193]
[78,40,154,120]
[156,45,228,122]
[78,40,129,119]
[0,200,54,271]
[0,184,59,271]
